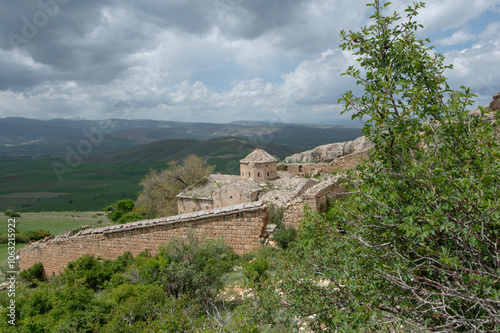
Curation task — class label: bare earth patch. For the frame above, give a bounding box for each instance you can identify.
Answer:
[0,192,70,198]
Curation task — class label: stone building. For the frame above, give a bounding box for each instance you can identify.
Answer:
[176,148,343,227]
[240,148,278,181]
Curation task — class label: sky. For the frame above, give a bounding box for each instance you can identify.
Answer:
[0,0,499,125]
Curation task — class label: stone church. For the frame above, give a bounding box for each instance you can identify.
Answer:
[176,148,344,228]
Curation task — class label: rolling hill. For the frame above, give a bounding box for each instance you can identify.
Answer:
[95,137,302,165]
[0,117,362,156]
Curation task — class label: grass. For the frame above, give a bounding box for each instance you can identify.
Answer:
[0,158,166,212]
[0,243,25,264]
[9,211,111,235]
[0,211,114,268]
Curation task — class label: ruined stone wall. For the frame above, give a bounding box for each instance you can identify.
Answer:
[279,151,369,178]
[212,185,259,208]
[20,202,269,276]
[279,163,328,178]
[283,183,345,229]
[177,196,214,214]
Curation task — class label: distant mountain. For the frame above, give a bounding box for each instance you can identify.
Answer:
[95,137,302,165]
[0,117,362,157]
[0,117,81,144]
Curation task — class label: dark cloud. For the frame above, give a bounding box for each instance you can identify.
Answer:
[0,0,496,123]
[221,0,309,39]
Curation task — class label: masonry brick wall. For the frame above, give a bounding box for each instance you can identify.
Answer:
[283,183,346,229]
[19,202,269,276]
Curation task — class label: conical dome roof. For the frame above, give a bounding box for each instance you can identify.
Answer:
[240,149,277,163]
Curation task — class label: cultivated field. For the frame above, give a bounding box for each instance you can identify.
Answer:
[0,158,166,212]
[0,211,112,263]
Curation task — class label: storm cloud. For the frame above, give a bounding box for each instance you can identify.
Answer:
[0,0,498,123]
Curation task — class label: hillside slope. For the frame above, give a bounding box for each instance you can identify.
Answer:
[95,137,302,165]
[0,117,362,151]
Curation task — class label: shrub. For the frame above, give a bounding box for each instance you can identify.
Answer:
[25,229,51,241]
[126,231,238,304]
[268,203,284,226]
[273,226,296,250]
[4,211,21,218]
[104,199,139,223]
[19,263,46,285]
[243,257,269,286]
[117,212,143,224]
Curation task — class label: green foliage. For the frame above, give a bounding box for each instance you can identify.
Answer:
[273,226,297,250]
[268,203,284,226]
[244,1,500,331]
[19,262,46,286]
[243,257,269,286]
[269,203,297,250]
[4,211,21,218]
[1,234,244,331]
[155,231,237,303]
[117,211,143,224]
[104,199,140,223]
[136,154,214,218]
[25,229,51,241]
[0,229,50,244]
[63,252,133,291]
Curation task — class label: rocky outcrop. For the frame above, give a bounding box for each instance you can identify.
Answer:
[284,136,373,164]
[489,92,500,112]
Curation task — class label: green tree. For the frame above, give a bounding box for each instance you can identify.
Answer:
[104,199,142,224]
[150,231,236,303]
[247,1,500,331]
[136,155,214,217]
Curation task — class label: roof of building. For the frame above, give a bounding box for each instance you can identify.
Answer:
[240,148,278,164]
[176,174,243,199]
[177,171,319,207]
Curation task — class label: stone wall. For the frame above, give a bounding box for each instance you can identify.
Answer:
[240,161,278,181]
[19,202,269,276]
[279,151,369,178]
[212,185,259,209]
[283,182,345,229]
[177,196,214,214]
[279,163,328,178]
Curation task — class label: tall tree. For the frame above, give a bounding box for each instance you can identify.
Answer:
[136,155,214,217]
[247,1,500,332]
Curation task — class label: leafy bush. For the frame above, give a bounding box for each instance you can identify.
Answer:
[19,262,46,285]
[117,212,144,224]
[104,199,142,223]
[121,231,237,305]
[268,203,284,226]
[4,211,21,218]
[63,252,134,291]
[25,229,51,241]
[0,229,50,244]
[273,226,296,250]
[243,257,269,286]
[245,1,500,331]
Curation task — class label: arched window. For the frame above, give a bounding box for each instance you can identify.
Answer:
[299,165,303,172]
